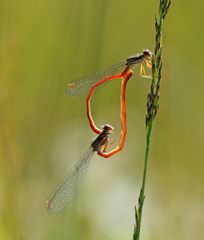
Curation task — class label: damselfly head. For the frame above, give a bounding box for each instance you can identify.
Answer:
[102,124,114,133]
[143,49,152,60]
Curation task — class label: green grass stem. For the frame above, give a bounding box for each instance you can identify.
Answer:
[133,1,172,239]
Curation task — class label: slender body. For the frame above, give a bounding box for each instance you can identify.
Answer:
[46,124,113,213]
[87,68,133,158]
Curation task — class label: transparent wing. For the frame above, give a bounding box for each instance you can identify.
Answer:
[66,61,127,96]
[47,147,95,213]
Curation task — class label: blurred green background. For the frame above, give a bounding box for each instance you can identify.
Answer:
[1,0,204,239]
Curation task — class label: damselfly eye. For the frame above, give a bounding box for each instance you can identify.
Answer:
[102,124,114,131]
[143,49,152,59]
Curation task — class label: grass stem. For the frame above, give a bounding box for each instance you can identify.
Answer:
[133,1,172,239]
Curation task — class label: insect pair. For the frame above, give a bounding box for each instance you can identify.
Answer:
[47,49,152,213]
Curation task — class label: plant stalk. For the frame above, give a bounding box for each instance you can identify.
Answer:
[133,1,172,239]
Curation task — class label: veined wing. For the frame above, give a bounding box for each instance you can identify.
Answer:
[66,61,126,96]
[47,147,95,213]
